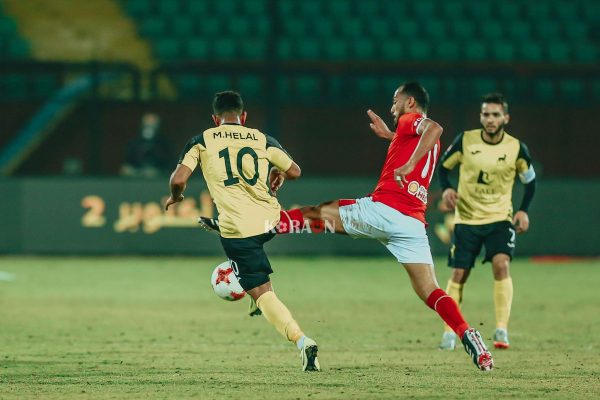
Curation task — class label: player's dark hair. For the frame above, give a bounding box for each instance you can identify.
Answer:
[399,82,430,112]
[213,91,244,115]
[482,92,509,113]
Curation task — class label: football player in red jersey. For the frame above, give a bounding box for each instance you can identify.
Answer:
[201,82,494,371]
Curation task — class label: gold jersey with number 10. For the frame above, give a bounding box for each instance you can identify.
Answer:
[178,123,293,238]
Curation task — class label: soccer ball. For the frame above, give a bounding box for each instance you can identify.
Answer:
[210,261,246,301]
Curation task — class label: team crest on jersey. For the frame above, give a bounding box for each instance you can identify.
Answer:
[407,180,428,204]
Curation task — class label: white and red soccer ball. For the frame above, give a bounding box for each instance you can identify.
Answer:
[211,260,246,301]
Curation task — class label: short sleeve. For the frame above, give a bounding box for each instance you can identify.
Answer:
[266,135,293,172]
[177,134,205,172]
[440,132,464,169]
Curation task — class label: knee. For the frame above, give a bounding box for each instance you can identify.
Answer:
[451,268,470,284]
[492,257,510,280]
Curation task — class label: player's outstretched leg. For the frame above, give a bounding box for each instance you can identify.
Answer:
[403,263,493,371]
[248,283,320,371]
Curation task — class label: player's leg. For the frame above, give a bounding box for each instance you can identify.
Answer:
[277,200,348,234]
[439,224,482,349]
[220,233,320,371]
[484,222,516,349]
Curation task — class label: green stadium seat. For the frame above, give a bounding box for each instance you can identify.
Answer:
[157,1,179,16]
[582,2,600,22]
[498,2,521,20]
[450,22,476,39]
[32,74,59,98]
[0,17,17,36]
[171,18,194,37]
[356,77,379,99]
[294,76,320,98]
[380,42,403,61]
[197,19,220,36]
[464,41,487,61]
[213,39,236,60]
[7,37,29,59]
[238,75,263,96]
[125,0,151,17]
[552,2,578,22]
[395,21,418,37]
[326,0,351,17]
[519,41,543,62]
[407,41,433,61]
[227,18,251,36]
[492,43,515,62]
[213,0,238,14]
[187,1,209,15]
[139,19,166,37]
[313,20,335,38]
[572,43,598,63]
[155,38,182,60]
[240,39,266,60]
[414,1,435,17]
[1,74,27,98]
[284,20,307,37]
[534,79,555,101]
[205,75,231,93]
[296,40,320,60]
[559,79,584,100]
[356,1,380,17]
[324,40,349,60]
[441,2,465,19]
[254,17,270,36]
[524,3,551,19]
[340,19,362,38]
[185,38,209,59]
[480,22,503,41]
[175,74,200,97]
[298,1,321,17]
[472,78,498,97]
[546,42,571,63]
[352,39,375,60]
[435,41,460,61]
[439,79,459,99]
[241,0,267,16]
[534,22,561,40]
[278,0,295,16]
[366,21,390,38]
[506,21,531,41]
[563,24,588,41]
[423,22,446,40]
[277,38,292,60]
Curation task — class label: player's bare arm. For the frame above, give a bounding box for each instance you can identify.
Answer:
[394,119,443,188]
[367,109,394,140]
[165,163,193,210]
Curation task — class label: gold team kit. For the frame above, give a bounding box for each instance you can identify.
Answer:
[440,129,535,225]
[178,123,293,238]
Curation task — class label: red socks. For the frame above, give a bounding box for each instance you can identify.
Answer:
[426,288,469,338]
[276,209,305,233]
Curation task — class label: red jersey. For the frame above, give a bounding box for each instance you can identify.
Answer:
[371,112,440,224]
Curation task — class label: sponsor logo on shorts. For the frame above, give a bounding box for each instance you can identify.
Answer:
[407,180,428,204]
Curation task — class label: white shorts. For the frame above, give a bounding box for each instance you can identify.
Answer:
[338,197,434,265]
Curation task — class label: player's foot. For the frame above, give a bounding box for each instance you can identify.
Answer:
[461,328,494,371]
[248,296,262,317]
[439,331,457,350]
[493,328,510,349]
[300,337,320,372]
[198,217,220,234]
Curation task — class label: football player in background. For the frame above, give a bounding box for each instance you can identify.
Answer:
[166,91,320,371]
[437,93,536,350]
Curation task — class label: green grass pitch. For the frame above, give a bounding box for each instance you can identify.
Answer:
[0,256,598,399]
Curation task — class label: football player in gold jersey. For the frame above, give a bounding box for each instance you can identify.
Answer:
[165,91,320,371]
[437,93,536,350]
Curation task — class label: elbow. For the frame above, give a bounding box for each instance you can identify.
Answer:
[170,173,187,189]
[286,163,301,180]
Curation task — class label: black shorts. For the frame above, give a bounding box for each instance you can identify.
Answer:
[220,231,276,291]
[448,221,516,269]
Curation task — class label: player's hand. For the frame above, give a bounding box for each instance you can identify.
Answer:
[269,168,285,195]
[442,188,459,210]
[164,194,184,210]
[367,109,394,140]
[394,163,414,189]
[512,210,529,233]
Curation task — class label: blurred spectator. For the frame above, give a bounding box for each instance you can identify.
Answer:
[120,113,172,178]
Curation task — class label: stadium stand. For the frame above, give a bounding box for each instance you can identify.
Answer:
[121,0,599,101]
